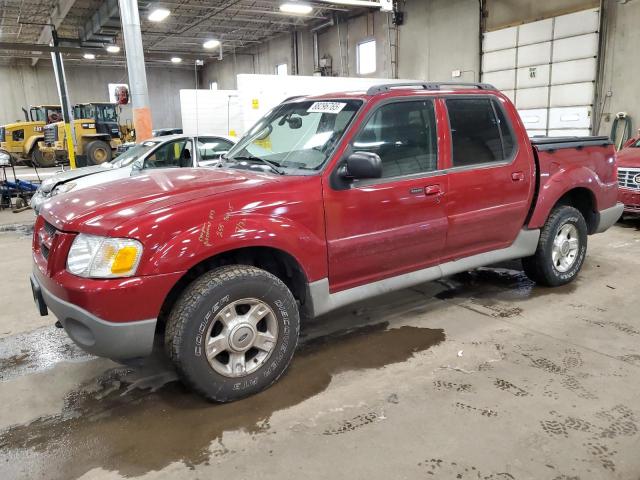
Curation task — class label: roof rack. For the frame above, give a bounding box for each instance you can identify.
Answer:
[366,82,496,95]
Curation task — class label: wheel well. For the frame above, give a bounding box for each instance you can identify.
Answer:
[555,188,598,234]
[157,247,310,330]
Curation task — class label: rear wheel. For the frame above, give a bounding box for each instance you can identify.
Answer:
[86,140,112,165]
[523,205,588,286]
[165,265,300,402]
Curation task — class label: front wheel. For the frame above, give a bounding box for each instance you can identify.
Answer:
[165,265,300,402]
[85,140,112,165]
[522,205,588,286]
[31,145,55,168]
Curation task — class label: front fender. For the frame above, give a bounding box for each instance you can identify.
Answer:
[138,211,327,282]
[25,135,43,154]
[528,165,607,229]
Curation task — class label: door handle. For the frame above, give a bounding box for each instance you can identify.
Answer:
[511,171,525,182]
[424,184,442,196]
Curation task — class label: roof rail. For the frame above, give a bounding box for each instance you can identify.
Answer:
[366,82,496,95]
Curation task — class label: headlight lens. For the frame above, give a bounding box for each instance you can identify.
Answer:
[51,182,76,196]
[67,234,143,278]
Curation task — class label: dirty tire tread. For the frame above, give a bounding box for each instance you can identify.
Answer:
[165,265,300,402]
[522,205,587,287]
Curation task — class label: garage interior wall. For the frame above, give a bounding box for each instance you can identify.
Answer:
[201,0,481,89]
[0,64,195,128]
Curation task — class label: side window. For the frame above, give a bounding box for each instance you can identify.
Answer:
[144,139,190,169]
[352,100,438,179]
[197,138,234,163]
[446,97,514,167]
[12,129,24,141]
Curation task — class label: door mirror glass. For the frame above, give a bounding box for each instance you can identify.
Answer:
[342,152,382,180]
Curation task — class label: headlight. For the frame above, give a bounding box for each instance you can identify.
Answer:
[67,234,143,278]
[51,182,76,196]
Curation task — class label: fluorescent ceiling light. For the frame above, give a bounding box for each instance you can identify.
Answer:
[83,53,96,60]
[148,8,170,22]
[105,45,120,53]
[203,39,220,49]
[280,2,313,14]
[171,57,182,63]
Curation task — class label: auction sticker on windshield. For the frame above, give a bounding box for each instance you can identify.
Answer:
[307,102,347,114]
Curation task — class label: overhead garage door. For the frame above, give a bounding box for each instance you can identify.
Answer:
[481,8,599,137]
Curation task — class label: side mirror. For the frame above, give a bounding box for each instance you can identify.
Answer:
[342,152,382,180]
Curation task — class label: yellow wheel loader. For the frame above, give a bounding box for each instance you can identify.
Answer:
[0,105,62,167]
[39,103,125,167]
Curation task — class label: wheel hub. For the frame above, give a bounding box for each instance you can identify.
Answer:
[204,298,279,378]
[228,324,256,351]
[551,223,580,273]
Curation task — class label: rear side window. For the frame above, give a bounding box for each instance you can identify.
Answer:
[352,100,438,179]
[446,98,515,167]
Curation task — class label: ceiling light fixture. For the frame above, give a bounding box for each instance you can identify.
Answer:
[171,57,182,63]
[279,2,313,14]
[83,53,96,60]
[203,39,220,49]
[105,45,120,53]
[148,8,170,22]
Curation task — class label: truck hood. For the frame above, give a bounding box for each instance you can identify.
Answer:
[2,121,40,129]
[39,165,111,193]
[41,167,278,233]
[616,147,640,168]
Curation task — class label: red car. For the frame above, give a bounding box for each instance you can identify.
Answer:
[30,82,623,401]
[616,137,640,215]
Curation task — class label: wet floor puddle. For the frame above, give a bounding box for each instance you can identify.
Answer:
[0,326,91,382]
[0,323,444,479]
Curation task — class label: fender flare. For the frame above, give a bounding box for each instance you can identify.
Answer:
[528,165,602,229]
[25,135,44,155]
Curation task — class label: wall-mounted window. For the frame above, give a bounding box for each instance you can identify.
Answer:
[209,81,218,90]
[276,63,288,76]
[357,39,376,75]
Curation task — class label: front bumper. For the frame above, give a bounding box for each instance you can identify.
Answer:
[30,191,48,215]
[593,202,624,233]
[618,188,640,215]
[30,271,157,360]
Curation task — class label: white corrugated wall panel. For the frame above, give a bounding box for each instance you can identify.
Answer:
[553,8,599,39]
[548,106,592,129]
[515,87,549,109]
[549,83,595,107]
[548,129,592,137]
[482,69,516,90]
[482,48,517,72]
[551,58,597,85]
[518,108,548,129]
[517,42,552,68]
[517,18,553,45]
[517,64,550,88]
[483,27,517,52]
[553,33,598,62]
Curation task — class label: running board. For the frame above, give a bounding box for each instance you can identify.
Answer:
[308,229,540,317]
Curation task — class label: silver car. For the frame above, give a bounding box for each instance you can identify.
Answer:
[31,134,236,214]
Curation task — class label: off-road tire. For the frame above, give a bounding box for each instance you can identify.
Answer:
[31,144,55,168]
[522,205,588,287]
[165,265,300,402]
[86,140,112,165]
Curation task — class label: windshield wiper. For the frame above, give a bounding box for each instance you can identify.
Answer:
[226,155,285,175]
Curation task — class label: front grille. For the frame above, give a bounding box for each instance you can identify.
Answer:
[39,221,58,262]
[618,168,640,190]
[44,125,58,145]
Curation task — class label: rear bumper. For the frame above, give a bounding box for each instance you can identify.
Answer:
[593,202,624,233]
[30,271,157,360]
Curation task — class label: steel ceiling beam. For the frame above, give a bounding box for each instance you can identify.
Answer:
[31,0,77,66]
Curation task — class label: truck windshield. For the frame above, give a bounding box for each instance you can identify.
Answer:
[30,108,44,122]
[225,99,363,173]
[95,105,118,122]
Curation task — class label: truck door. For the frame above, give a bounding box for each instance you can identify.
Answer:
[441,96,534,261]
[323,98,448,292]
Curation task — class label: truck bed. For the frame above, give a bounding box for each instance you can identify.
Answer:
[530,136,612,151]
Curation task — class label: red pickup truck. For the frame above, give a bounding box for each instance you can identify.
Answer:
[30,82,622,402]
[616,137,640,215]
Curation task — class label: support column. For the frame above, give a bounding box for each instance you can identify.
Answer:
[50,28,77,169]
[118,0,152,141]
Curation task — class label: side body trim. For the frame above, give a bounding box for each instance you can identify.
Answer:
[309,228,540,317]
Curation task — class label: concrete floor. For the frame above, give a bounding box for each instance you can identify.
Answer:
[0,209,639,480]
